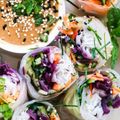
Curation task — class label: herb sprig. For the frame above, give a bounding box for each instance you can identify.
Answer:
[107,7,120,68]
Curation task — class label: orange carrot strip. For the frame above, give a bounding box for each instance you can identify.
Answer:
[89,84,93,97]
[70,51,77,63]
[54,53,61,64]
[53,83,62,91]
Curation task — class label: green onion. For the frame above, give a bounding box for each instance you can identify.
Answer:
[87,26,102,45]
[104,33,107,59]
[60,40,64,55]
[99,41,110,50]
[95,47,106,59]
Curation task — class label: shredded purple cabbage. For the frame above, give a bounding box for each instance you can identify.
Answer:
[27,109,38,120]
[39,80,49,92]
[94,78,112,94]
[0,64,10,75]
[101,99,110,114]
[112,95,120,108]
[40,114,49,120]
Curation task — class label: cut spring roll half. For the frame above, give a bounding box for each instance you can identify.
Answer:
[12,100,60,120]
[19,46,78,100]
[55,15,113,72]
[0,64,27,120]
[63,69,120,120]
[77,0,117,16]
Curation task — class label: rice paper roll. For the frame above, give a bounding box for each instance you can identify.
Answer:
[19,46,78,100]
[12,100,60,120]
[55,15,113,72]
[0,64,27,120]
[63,69,120,120]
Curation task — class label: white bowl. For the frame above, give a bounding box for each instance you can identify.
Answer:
[0,0,65,54]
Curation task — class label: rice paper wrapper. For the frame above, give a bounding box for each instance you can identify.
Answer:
[61,16,113,72]
[19,46,78,100]
[62,69,120,120]
[12,100,60,120]
[0,64,28,110]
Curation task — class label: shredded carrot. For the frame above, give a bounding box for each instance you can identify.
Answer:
[87,72,105,81]
[50,113,60,120]
[53,83,62,91]
[71,29,79,40]
[54,53,61,64]
[89,0,102,5]
[70,51,77,63]
[89,84,93,97]
[59,28,74,36]
[112,86,120,95]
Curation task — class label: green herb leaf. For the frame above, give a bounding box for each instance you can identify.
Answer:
[0,104,13,120]
[68,13,76,21]
[111,36,119,69]
[107,7,120,31]
[107,7,120,68]
[40,34,48,42]
[111,26,120,37]
[34,14,43,26]
[0,78,5,92]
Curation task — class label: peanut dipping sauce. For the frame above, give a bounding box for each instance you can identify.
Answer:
[0,0,59,45]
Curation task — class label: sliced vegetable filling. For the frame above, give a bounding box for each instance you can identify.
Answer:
[23,46,77,95]
[0,64,21,120]
[55,15,112,72]
[77,70,120,118]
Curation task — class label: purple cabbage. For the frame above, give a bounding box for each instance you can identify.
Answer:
[27,109,38,120]
[101,99,110,114]
[0,64,10,75]
[39,80,49,92]
[112,95,120,108]
[94,78,112,94]
[40,114,49,120]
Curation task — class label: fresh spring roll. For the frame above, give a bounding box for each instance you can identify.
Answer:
[55,15,113,72]
[19,46,78,100]
[63,69,120,120]
[0,64,27,120]
[12,100,60,120]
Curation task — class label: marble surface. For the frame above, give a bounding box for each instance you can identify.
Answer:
[0,0,120,120]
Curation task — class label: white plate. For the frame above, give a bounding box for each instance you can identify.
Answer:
[0,0,65,54]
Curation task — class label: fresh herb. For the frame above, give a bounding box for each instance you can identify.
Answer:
[40,34,48,42]
[107,7,120,68]
[91,48,96,59]
[95,47,106,59]
[0,104,13,120]
[93,38,106,60]
[111,36,119,69]
[101,0,106,5]
[34,14,43,27]
[99,41,110,50]
[0,78,5,92]
[68,13,76,21]
[12,0,46,27]
[87,26,102,45]
[77,78,96,105]
[104,33,107,59]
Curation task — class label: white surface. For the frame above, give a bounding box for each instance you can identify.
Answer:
[0,0,120,120]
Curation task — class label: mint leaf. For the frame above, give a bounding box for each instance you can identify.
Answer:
[0,104,13,120]
[111,36,119,69]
